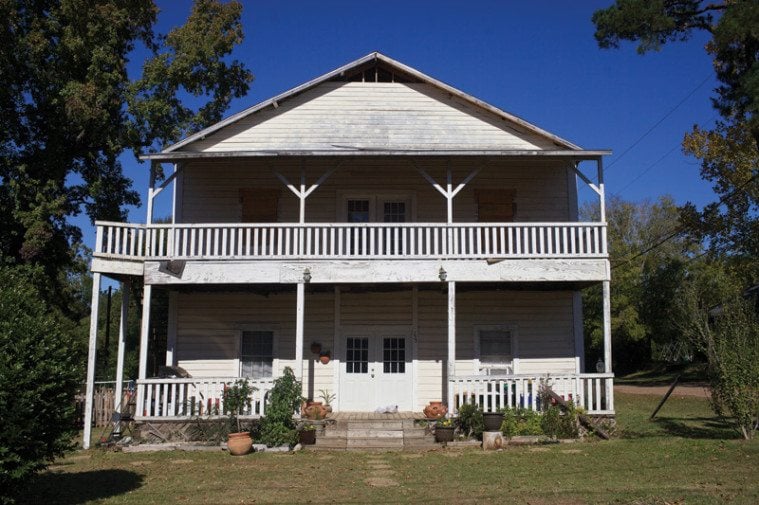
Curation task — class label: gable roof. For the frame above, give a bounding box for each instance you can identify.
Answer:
[155,52,588,156]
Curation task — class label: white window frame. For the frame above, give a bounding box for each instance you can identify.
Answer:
[473,324,519,375]
[236,325,279,379]
[337,192,417,222]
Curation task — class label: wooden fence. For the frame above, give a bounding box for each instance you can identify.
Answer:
[75,385,131,428]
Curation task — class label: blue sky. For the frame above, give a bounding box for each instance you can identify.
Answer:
[86,0,720,237]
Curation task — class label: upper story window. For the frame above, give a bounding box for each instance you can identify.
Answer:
[347,199,370,223]
[476,189,516,222]
[240,188,279,222]
[383,202,406,223]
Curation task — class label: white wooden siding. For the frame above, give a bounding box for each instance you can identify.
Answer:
[186,82,559,153]
[175,288,577,411]
[179,158,572,224]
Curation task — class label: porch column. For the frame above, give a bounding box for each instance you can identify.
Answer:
[83,273,101,449]
[295,282,305,382]
[113,279,130,436]
[136,284,152,416]
[165,291,177,366]
[447,280,456,389]
[602,279,612,374]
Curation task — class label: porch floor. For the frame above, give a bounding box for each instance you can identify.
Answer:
[329,411,424,421]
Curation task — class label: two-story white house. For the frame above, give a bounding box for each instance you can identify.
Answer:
[82,52,613,447]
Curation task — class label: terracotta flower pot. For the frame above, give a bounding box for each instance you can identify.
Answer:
[423,401,448,419]
[227,432,252,456]
[303,401,327,420]
[319,353,330,364]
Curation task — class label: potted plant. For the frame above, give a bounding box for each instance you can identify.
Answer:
[318,389,336,413]
[435,417,455,443]
[302,399,327,420]
[223,379,257,456]
[298,423,317,445]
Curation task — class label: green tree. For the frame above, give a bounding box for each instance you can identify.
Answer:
[592,1,759,287]
[582,196,696,372]
[680,121,759,284]
[0,0,252,298]
[0,266,83,503]
[677,279,759,440]
[592,0,758,144]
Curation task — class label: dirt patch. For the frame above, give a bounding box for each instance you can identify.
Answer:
[370,469,396,477]
[615,384,710,398]
[400,453,423,459]
[364,477,399,487]
[369,463,392,470]
[129,460,152,466]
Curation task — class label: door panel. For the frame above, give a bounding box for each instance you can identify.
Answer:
[339,333,413,411]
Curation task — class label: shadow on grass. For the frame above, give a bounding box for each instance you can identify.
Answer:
[621,416,737,440]
[18,469,143,505]
[653,416,737,440]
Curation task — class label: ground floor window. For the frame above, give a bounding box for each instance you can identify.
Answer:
[241,330,274,379]
[476,327,515,375]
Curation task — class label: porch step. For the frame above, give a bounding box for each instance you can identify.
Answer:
[309,417,437,451]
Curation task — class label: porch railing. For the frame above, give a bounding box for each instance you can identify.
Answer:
[94,221,607,261]
[448,373,614,415]
[135,377,274,419]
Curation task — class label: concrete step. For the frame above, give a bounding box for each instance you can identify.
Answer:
[343,420,405,430]
[347,437,405,448]
[347,429,404,438]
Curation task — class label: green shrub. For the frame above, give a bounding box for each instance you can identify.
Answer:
[457,403,484,440]
[501,408,543,437]
[0,266,82,503]
[256,367,302,447]
[540,402,580,439]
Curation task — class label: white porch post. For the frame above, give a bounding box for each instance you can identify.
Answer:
[602,279,612,374]
[146,162,157,225]
[165,291,177,366]
[597,158,606,223]
[113,279,130,435]
[83,272,101,449]
[447,280,456,406]
[136,284,152,416]
[295,282,305,383]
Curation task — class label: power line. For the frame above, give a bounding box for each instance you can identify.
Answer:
[610,172,759,270]
[606,74,712,171]
[612,113,719,198]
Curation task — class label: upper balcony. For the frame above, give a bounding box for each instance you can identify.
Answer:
[95,220,607,261]
[92,220,609,285]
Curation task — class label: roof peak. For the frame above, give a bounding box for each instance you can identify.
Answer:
[161,52,583,154]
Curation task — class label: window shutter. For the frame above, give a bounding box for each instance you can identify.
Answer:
[239,189,279,222]
[475,189,516,222]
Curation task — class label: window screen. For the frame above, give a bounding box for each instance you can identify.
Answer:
[241,331,274,379]
[345,337,369,374]
[479,329,512,363]
[383,202,406,223]
[382,337,406,374]
[347,200,370,223]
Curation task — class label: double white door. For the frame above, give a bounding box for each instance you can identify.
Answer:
[339,330,413,411]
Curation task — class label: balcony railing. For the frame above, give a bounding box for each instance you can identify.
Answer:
[448,373,614,415]
[95,221,607,261]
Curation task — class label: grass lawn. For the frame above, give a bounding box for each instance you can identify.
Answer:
[18,393,759,505]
